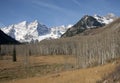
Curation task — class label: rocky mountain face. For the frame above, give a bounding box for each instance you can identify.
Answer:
[0,29,20,44]
[61,14,116,37]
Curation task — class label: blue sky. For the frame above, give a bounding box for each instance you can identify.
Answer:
[0,0,120,28]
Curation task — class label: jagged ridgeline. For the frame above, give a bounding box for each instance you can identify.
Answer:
[0,18,120,68]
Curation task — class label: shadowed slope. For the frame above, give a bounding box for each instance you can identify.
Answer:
[0,30,20,44]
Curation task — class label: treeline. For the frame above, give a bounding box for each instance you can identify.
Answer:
[0,19,120,68]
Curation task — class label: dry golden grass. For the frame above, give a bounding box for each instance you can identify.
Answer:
[29,55,76,65]
[0,55,75,69]
[0,55,76,83]
[6,59,118,83]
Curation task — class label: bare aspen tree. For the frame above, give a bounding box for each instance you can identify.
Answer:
[0,45,3,60]
[12,45,17,62]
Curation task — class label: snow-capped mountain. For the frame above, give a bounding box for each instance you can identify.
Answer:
[94,13,117,24]
[50,25,72,38]
[35,25,72,41]
[1,13,117,42]
[1,20,72,42]
[1,20,50,42]
[62,14,117,37]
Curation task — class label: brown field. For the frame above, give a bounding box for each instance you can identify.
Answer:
[0,55,76,83]
[0,55,119,83]
[0,55,76,69]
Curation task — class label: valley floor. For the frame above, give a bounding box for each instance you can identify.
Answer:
[1,55,119,83]
[7,61,117,83]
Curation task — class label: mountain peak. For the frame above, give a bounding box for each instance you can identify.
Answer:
[30,20,45,27]
[82,15,91,20]
[33,20,39,24]
[73,15,103,29]
[1,20,50,42]
[18,21,27,25]
[106,13,115,18]
[62,14,116,38]
[34,19,38,22]
[94,14,102,18]
[94,13,116,24]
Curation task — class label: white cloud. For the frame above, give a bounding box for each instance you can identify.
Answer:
[72,0,81,7]
[32,0,65,12]
[31,0,77,16]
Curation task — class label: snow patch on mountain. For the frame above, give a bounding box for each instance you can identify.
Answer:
[37,25,72,41]
[94,13,116,24]
[50,25,72,37]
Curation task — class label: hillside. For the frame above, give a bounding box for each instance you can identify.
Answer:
[0,29,20,44]
[100,64,120,83]
[76,18,120,36]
